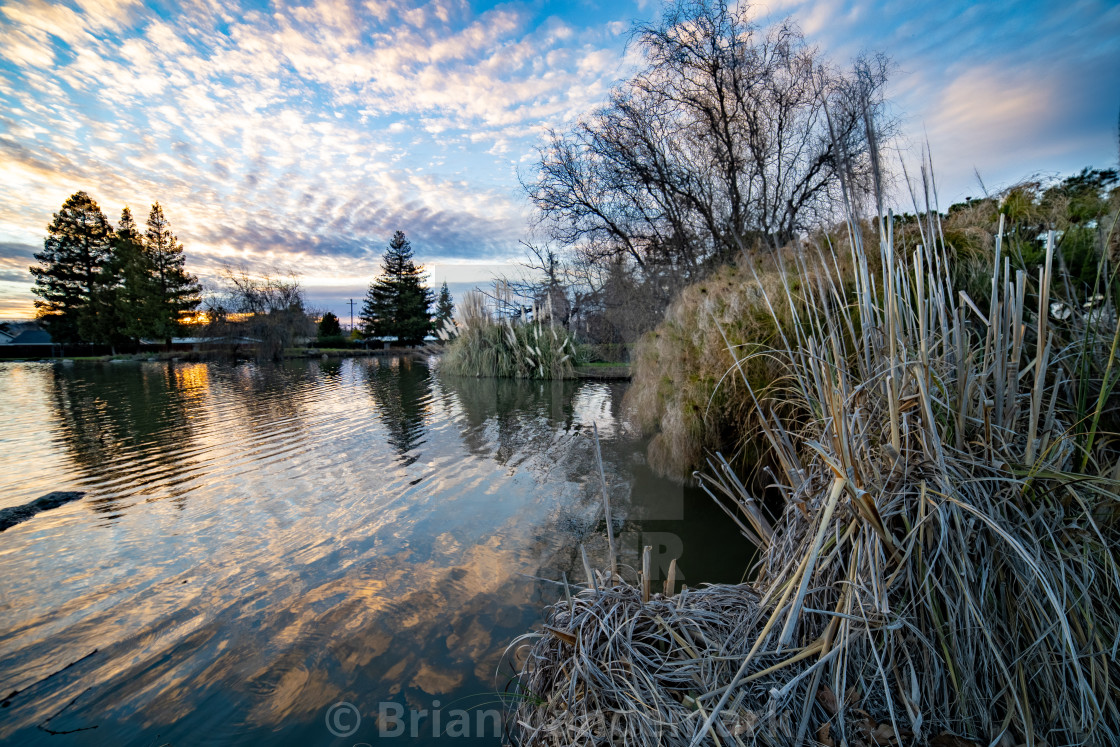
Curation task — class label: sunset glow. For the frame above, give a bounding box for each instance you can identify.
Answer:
[1,0,1117,320]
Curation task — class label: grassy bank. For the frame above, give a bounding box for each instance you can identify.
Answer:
[626,174,1120,482]
[574,362,631,380]
[509,194,1120,744]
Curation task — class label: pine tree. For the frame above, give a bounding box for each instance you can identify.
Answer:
[110,207,157,342]
[83,209,141,353]
[435,281,454,328]
[31,191,114,343]
[144,203,201,343]
[359,231,434,345]
[318,311,342,338]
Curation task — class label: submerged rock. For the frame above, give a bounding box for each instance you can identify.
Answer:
[0,491,85,532]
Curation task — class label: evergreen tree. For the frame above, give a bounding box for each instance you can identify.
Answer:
[318,311,342,338]
[435,281,454,328]
[110,207,157,342]
[359,231,434,345]
[31,191,114,343]
[144,203,201,343]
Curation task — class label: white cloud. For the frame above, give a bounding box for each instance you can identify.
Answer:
[1,0,1115,320]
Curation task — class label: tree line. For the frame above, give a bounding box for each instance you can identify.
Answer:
[31,194,455,354]
[30,191,201,347]
[202,231,455,359]
[202,230,455,356]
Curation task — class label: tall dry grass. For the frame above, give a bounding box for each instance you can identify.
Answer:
[512,191,1120,744]
[624,223,879,480]
[696,209,1120,744]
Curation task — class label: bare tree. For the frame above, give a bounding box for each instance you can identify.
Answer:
[205,268,314,360]
[528,0,890,286]
[478,241,585,327]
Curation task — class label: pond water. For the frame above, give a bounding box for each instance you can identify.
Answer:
[0,357,753,745]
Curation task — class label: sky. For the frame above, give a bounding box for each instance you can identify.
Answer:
[1,0,1117,322]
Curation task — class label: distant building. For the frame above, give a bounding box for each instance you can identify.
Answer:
[0,325,58,357]
[362,335,438,349]
[366,336,398,349]
[0,326,53,346]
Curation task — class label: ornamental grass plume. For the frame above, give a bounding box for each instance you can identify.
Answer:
[440,290,578,379]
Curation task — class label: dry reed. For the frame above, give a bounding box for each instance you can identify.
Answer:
[623,223,880,480]
[509,187,1120,744]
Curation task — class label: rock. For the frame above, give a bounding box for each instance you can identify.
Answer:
[0,491,85,532]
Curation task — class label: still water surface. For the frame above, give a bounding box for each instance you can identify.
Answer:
[0,357,751,745]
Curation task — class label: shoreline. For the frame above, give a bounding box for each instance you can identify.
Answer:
[0,351,634,385]
[0,347,425,364]
[575,364,631,380]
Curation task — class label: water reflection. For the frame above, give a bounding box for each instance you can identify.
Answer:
[47,362,202,514]
[0,358,751,746]
[440,375,588,467]
[365,356,432,463]
[207,361,318,440]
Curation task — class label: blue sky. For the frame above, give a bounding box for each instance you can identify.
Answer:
[1,0,1117,320]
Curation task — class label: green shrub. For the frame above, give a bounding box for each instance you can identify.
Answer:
[313,335,349,348]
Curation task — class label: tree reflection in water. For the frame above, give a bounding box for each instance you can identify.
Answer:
[364,356,433,464]
[48,362,203,514]
[0,358,752,747]
[439,374,584,463]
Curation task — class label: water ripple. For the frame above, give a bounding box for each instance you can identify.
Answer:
[0,357,750,746]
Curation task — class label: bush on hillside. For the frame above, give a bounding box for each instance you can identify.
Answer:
[624,222,879,479]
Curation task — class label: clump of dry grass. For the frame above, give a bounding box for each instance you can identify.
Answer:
[624,224,880,480]
[511,583,793,746]
[511,192,1120,744]
[623,262,786,479]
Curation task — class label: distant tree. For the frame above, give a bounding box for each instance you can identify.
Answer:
[79,207,146,353]
[435,281,454,328]
[530,0,891,286]
[318,311,342,338]
[1041,167,1119,224]
[206,269,313,360]
[31,191,114,343]
[144,203,201,343]
[109,206,157,343]
[360,231,434,345]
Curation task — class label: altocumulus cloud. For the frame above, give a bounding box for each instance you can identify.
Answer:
[1,0,1117,319]
[755,0,1120,198]
[0,0,645,316]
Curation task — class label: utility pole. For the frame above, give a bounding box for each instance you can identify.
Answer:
[348,298,356,332]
